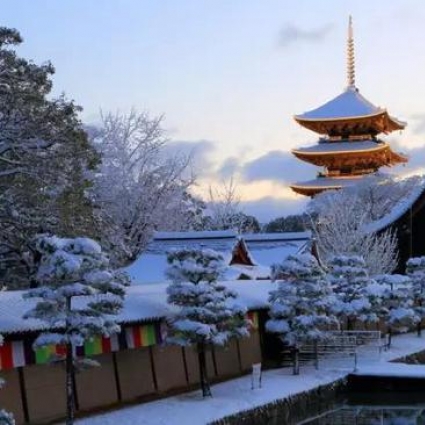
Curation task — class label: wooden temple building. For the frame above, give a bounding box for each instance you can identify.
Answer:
[290,17,407,196]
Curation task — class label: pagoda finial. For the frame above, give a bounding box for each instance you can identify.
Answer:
[347,15,355,88]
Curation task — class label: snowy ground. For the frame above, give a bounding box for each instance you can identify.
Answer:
[72,333,425,425]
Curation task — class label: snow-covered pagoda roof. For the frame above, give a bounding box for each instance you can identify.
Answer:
[292,140,407,168]
[294,88,406,135]
[293,140,385,154]
[290,175,365,196]
[295,88,382,121]
[0,281,275,335]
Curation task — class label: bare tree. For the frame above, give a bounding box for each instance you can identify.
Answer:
[91,110,194,266]
[309,177,401,276]
[206,176,245,231]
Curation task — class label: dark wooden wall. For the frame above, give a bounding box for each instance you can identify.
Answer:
[0,331,262,425]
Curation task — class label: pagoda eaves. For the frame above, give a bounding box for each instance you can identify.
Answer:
[294,87,406,136]
[292,140,407,168]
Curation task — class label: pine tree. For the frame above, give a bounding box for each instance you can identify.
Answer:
[267,254,337,374]
[23,236,127,425]
[375,274,418,347]
[0,27,99,289]
[406,257,425,336]
[166,248,249,397]
[328,255,377,330]
[0,336,14,425]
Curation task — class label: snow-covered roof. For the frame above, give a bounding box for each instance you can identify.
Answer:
[293,140,386,155]
[125,232,238,284]
[153,230,236,240]
[364,176,425,234]
[295,87,384,121]
[0,281,275,335]
[125,231,311,284]
[291,176,365,190]
[243,232,311,242]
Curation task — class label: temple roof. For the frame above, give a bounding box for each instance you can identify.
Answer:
[293,139,384,154]
[292,140,408,168]
[294,87,406,135]
[295,87,382,121]
[290,175,366,196]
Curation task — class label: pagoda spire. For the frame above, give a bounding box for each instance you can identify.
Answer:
[347,15,355,88]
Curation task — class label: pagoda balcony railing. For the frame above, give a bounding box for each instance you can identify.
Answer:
[321,134,375,143]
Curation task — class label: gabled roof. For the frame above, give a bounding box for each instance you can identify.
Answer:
[124,231,311,284]
[125,232,237,284]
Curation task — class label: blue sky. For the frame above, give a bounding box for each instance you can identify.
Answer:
[4,0,425,220]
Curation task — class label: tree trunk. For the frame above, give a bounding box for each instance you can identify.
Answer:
[65,342,75,425]
[418,302,422,337]
[65,296,75,425]
[292,346,300,375]
[388,327,392,349]
[197,342,212,397]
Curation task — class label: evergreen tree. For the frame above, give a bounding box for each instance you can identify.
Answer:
[263,213,309,233]
[406,257,425,336]
[328,255,377,330]
[23,236,127,425]
[0,27,99,288]
[375,274,418,347]
[166,248,249,397]
[0,336,14,425]
[267,254,337,374]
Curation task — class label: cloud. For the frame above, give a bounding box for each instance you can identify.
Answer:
[240,150,316,184]
[164,139,216,178]
[278,23,334,48]
[240,196,308,223]
[409,114,425,135]
[217,157,241,179]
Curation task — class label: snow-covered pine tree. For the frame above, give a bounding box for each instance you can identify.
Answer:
[328,255,377,330]
[23,236,128,425]
[166,248,249,397]
[0,27,99,289]
[0,335,14,425]
[406,256,425,336]
[267,254,337,375]
[375,274,418,347]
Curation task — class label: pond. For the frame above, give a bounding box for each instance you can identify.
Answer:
[297,392,425,425]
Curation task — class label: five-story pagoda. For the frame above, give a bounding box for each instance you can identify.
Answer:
[290,17,407,197]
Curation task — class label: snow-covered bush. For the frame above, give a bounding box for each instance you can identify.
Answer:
[406,257,425,336]
[166,248,249,396]
[23,236,128,425]
[328,255,379,330]
[267,254,337,374]
[0,335,15,425]
[375,274,418,346]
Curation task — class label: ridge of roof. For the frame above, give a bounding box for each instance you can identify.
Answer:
[364,176,425,234]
